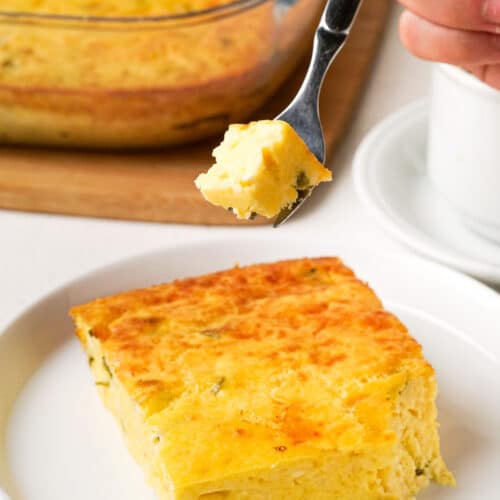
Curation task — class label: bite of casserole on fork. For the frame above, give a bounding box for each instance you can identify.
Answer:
[194,120,332,220]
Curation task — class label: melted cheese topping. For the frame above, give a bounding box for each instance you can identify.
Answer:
[71,257,454,499]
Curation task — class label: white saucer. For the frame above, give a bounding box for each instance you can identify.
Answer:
[353,100,500,286]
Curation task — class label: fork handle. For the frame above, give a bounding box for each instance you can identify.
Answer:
[278,0,363,163]
[323,0,363,33]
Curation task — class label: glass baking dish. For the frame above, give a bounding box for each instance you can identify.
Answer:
[0,0,323,149]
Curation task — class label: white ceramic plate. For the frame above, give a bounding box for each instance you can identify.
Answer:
[353,100,500,286]
[1,237,499,500]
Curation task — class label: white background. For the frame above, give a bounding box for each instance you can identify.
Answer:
[1,6,496,330]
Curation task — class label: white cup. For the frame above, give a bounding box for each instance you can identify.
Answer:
[427,63,500,244]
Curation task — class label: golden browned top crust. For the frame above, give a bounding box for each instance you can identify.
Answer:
[71,258,430,422]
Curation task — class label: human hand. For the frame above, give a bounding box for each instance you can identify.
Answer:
[398,0,500,90]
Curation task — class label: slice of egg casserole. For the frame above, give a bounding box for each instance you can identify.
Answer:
[194,121,332,219]
[70,257,454,499]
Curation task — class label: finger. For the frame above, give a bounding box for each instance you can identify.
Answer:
[398,0,500,33]
[400,10,500,65]
[463,63,500,89]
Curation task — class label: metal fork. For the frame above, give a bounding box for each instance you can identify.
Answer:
[273,0,363,227]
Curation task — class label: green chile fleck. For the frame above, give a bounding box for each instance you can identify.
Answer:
[295,171,310,190]
[211,377,226,395]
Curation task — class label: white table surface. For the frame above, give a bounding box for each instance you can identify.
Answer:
[1,7,495,330]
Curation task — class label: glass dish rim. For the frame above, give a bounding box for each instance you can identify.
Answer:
[0,0,268,25]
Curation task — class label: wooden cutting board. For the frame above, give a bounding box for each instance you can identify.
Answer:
[0,0,392,226]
